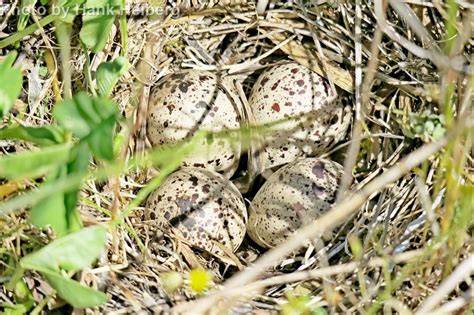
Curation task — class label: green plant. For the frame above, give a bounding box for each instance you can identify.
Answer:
[0,33,219,309]
[0,0,130,308]
[280,289,327,315]
[393,108,447,142]
[0,52,23,117]
[0,91,119,307]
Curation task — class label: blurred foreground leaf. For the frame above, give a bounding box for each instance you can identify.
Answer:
[96,57,128,96]
[53,93,118,160]
[42,269,107,308]
[20,226,108,308]
[0,125,64,146]
[0,51,22,117]
[21,225,107,272]
[79,0,121,52]
[0,143,71,181]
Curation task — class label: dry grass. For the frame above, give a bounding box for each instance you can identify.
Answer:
[1,0,473,314]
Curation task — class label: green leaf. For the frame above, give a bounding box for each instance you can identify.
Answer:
[312,307,329,315]
[29,157,83,237]
[6,266,26,291]
[432,124,446,140]
[11,280,34,313]
[79,0,121,52]
[1,303,29,315]
[42,269,107,308]
[56,0,86,22]
[438,114,446,124]
[87,116,116,160]
[0,143,72,181]
[0,125,64,146]
[38,66,48,77]
[113,128,126,156]
[348,234,363,260]
[414,125,424,135]
[30,190,69,236]
[20,226,107,308]
[454,185,474,230]
[64,142,91,232]
[58,0,86,9]
[96,57,128,96]
[0,172,84,216]
[281,292,312,315]
[53,93,118,160]
[424,120,435,133]
[0,51,22,118]
[20,225,107,272]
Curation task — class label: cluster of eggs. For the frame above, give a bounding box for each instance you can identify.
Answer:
[145,62,351,259]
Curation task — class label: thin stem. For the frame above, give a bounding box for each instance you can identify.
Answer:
[0,14,58,49]
[82,44,97,96]
[119,0,128,56]
[54,19,72,99]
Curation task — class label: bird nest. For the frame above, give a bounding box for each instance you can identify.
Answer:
[0,0,472,314]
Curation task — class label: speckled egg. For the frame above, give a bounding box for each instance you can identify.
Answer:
[247,158,344,248]
[146,168,248,258]
[147,70,241,178]
[248,62,351,170]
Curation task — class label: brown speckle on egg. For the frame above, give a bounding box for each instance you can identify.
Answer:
[271,103,281,112]
[248,62,351,171]
[147,70,241,178]
[146,168,248,259]
[247,158,345,248]
[312,161,325,178]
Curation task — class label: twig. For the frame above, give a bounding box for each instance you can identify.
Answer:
[336,4,384,202]
[267,32,354,92]
[414,177,440,237]
[54,20,72,99]
[295,2,340,303]
[297,2,336,94]
[256,0,269,15]
[374,0,465,72]
[430,289,474,315]
[388,0,439,51]
[416,255,474,314]
[0,14,58,49]
[228,35,296,74]
[227,249,423,295]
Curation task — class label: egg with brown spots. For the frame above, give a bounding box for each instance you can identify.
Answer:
[146,168,247,259]
[147,70,241,178]
[248,62,351,170]
[247,158,344,248]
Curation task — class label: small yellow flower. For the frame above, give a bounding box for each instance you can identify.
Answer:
[189,268,212,294]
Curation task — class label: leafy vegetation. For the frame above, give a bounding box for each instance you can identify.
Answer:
[0,0,129,309]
